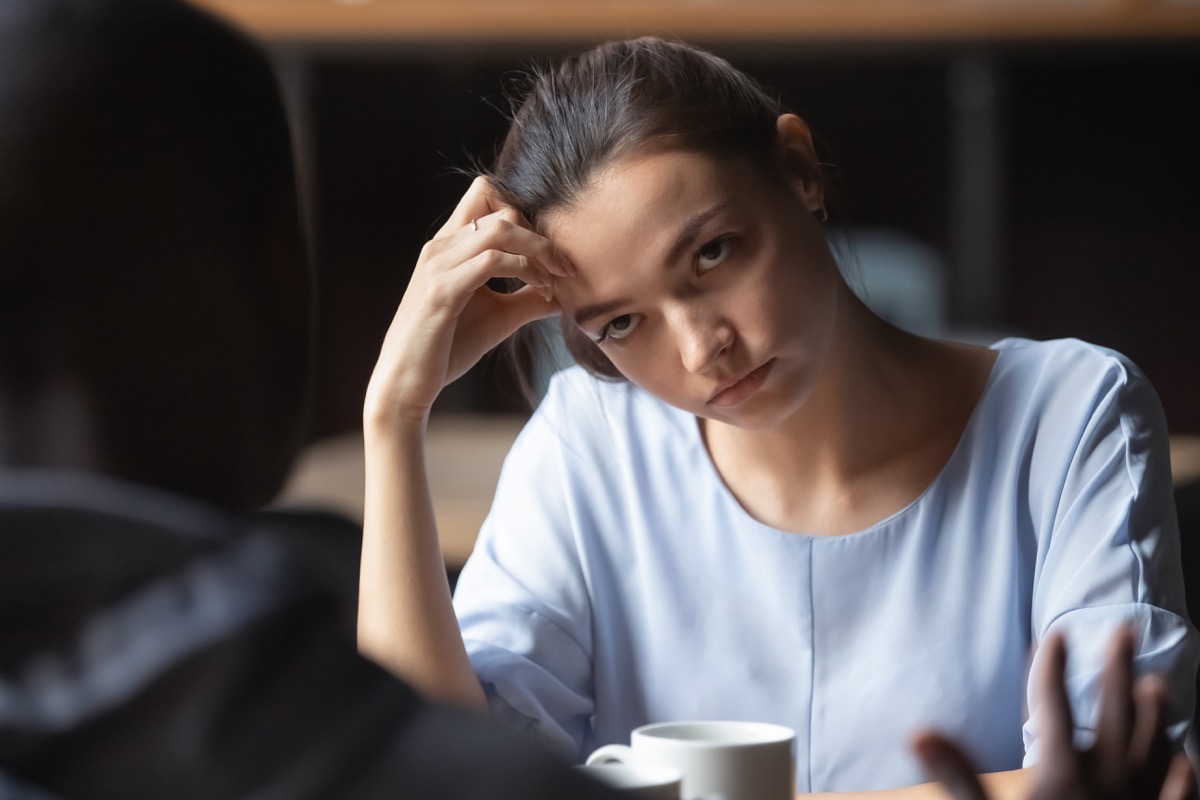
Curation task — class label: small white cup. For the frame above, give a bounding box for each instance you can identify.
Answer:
[576,763,684,799]
[586,720,795,800]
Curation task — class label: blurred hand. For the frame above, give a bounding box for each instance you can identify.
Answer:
[912,628,1198,800]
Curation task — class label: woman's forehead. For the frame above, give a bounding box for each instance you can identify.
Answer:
[544,150,764,314]
[545,150,750,241]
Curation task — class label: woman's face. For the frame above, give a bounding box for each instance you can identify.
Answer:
[545,139,846,431]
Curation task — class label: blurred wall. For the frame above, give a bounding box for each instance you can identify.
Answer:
[302,43,1200,436]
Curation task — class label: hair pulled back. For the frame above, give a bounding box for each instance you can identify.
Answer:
[487,37,790,389]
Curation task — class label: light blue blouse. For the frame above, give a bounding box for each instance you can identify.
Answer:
[452,338,1199,792]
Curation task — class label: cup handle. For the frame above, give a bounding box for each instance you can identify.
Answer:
[585,744,635,766]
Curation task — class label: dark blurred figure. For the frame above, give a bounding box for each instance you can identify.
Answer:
[0,0,308,508]
[0,0,615,797]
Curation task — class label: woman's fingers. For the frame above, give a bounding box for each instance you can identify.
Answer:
[434,175,502,239]
[1037,633,1077,762]
[1130,675,1174,797]
[910,731,990,800]
[1130,675,1169,761]
[433,177,573,278]
[436,286,558,389]
[459,209,572,278]
[368,175,574,419]
[1090,624,1174,798]
[1094,625,1137,782]
[437,249,554,313]
[421,213,572,310]
[1160,755,1199,800]
[461,285,559,348]
[430,217,574,316]
[905,628,1189,800]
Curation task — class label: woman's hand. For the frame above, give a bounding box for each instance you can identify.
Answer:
[364,176,571,428]
[911,628,1198,800]
[357,179,568,708]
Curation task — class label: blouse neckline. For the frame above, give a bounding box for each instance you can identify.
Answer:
[671,341,1010,541]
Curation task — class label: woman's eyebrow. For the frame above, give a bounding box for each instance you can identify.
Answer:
[572,199,732,327]
[663,199,731,266]
[573,297,630,327]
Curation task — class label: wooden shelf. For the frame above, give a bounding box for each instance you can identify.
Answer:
[192,0,1200,44]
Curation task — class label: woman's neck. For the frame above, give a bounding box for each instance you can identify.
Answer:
[700,301,996,536]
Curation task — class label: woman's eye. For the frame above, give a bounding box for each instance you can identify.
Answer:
[696,238,731,273]
[599,313,642,343]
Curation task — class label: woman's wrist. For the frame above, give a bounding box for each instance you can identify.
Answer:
[363,396,429,444]
[362,373,434,434]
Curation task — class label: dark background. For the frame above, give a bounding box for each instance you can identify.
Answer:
[298,41,1200,438]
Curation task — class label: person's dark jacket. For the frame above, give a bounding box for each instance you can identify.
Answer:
[0,469,614,799]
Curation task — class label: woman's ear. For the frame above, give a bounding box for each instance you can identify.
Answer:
[775,113,825,216]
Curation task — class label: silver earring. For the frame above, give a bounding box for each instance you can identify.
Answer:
[816,206,828,224]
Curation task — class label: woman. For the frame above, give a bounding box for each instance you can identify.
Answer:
[359,37,1198,796]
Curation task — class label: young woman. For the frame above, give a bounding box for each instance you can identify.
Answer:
[359,37,1198,797]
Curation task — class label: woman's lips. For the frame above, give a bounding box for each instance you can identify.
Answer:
[708,360,774,407]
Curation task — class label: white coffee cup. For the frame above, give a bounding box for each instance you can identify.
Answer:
[576,763,684,799]
[586,720,795,800]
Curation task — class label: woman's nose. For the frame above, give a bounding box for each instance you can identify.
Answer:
[673,309,734,374]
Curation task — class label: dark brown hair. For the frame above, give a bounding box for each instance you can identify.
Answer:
[486,37,798,398]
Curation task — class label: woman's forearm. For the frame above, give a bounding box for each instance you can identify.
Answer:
[355,175,562,714]
[357,417,487,712]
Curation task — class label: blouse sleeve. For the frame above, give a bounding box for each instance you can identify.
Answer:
[1023,347,1200,765]
[451,378,599,761]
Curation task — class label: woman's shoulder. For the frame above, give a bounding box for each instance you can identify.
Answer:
[988,336,1147,397]
[990,336,1139,371]
[981,336,1162,438]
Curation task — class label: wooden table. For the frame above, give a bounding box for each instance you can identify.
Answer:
[275,415,524,567]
